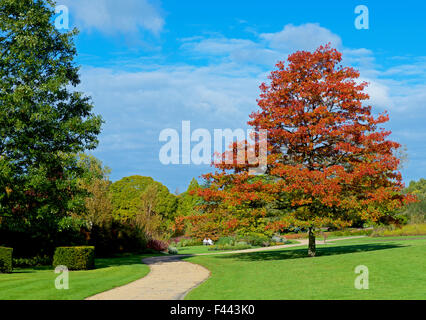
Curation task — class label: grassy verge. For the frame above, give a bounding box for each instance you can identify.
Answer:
[0,253,157,300]
[370,223,426,237]
[177,240,299,255]
[183,236,426,300]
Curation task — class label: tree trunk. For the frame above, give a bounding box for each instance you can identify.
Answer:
[308,227,316,257]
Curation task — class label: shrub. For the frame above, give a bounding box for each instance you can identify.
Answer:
[261,241,270,247]
[176,238,202,247]
[208,243,252,251]
[0,247,13,273]
[147,239,169,252]
[216,236,235,246]
[243,233,270,246]
[371,223,426,237]
[168,246,178,255]
[236,241,248,246]
[271,235,288,243]
[53,246,95,270]
[13,255,52,268]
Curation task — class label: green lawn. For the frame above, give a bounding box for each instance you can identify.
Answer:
[177,245,260,255]
[0,253,156,300]
[177,241,299,255]
[183,236,426,300]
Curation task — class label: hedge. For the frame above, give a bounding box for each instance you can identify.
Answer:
[53,246,95,270]
[0,246,13,273]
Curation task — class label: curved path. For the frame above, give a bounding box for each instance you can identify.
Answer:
[86,236,365,300]
[86,255,210,300]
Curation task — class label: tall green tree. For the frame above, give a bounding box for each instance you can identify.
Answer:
[110,175,177,222]
[0,0,102,253]
[176,178,201,217]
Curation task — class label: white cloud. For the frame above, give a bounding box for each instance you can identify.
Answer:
[181,23,343,68]
[260,23,342,52]
[70,22,426,187]
[62,0,164,34]
[358,77,394,109]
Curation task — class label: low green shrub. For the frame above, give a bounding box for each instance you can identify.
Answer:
[176,238,203,247]
[216,236,235,246]
[53,246,95,270]
[0,247,13,273]
[13,255,52,268]
[243,233,270,247]
[168,246,178,255]
[208,243,252,251]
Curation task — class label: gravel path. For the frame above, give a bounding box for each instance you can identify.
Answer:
[85,236,366,300]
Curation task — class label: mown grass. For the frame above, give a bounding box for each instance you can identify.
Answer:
[177,240,298,255]
[371,223,426,237]
[0,253,156,300]
[183,236,426,300]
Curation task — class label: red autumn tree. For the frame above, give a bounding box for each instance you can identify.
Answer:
[196,44,415,256]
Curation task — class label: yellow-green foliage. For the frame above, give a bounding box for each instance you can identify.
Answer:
[371,224,426,237]
[110,175,177,221]
[53,246,95,270]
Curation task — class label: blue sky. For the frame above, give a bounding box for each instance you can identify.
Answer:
[60,0,426,193]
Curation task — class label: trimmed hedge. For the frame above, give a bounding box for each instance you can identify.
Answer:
[0,246,13,273]
[53,246,95,270]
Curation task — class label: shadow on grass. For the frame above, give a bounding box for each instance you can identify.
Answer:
[10,253,160,273]
[94,253,160,269]
[214,243,406,262]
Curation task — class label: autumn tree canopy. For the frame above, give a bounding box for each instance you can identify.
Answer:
[196,45,415,256]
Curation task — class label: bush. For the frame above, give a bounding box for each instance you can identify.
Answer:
[216,236,235,246]
[271,235,289,243]
[13,255,52,268]
[371,223,426,237]
[147,239,169,252]
[0,247,13,273]
[243,233,270,246]
[168,246,178,255]
[208,243,252,251]
[176,238,202,247]
[53,246,95,270]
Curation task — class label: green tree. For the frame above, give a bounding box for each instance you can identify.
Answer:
[402,179,426,223]
[0,0,102,255]
[76,154,112,228]
[110,175,177,222]
[176,178,201,217]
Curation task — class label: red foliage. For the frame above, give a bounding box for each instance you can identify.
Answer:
[196,44,416,232]
[147,239,169,252]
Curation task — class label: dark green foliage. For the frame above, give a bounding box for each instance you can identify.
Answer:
[88,221,148,257]
[53,246,95,270]
[0,0,102,255]
[0,226,86,258]
[0,246,13,273]
[13,255,52,268]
